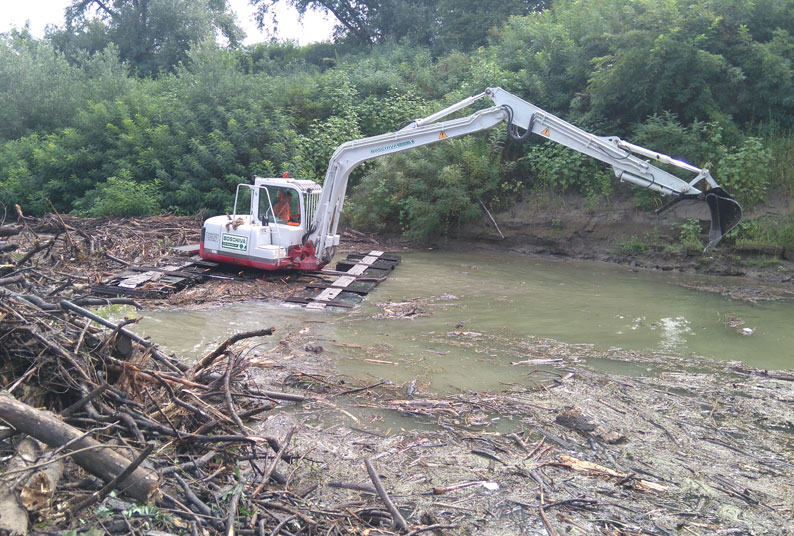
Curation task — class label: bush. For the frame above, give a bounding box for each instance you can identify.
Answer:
[522,142,613,203]
[712,137,772,208]
[348,135,510,242]
[615,235,648,256]
[679,218,703,251]
[78,177,162,217]
[727,216,794,251]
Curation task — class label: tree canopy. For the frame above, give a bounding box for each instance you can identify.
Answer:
[52,0,244,74]
[253,0,548,50]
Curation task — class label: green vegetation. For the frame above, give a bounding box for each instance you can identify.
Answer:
[615,235,649,256]
[1,0,793,245]
[679,219,704,251]
[728,216,794,251]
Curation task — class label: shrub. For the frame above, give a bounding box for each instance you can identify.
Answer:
[78,177,162,217]
[728,216,794,251]
[679,218,704,251]
[615,235,648,256]
[712,137,772,208]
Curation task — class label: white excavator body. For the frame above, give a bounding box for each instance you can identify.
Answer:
[200,177,334,270]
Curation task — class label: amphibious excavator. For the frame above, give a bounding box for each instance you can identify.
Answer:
[200,87,742,271]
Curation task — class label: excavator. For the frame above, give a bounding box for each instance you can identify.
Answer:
[200,87,743,271]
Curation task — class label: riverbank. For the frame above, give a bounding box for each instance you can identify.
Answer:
[459,191,794,287]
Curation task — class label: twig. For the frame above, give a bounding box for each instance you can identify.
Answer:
[60,299,184,374]
[226,480,244,536]
[405,524,458,536]
[539,505,559,536]
[190,328,275,378]
[46,200,76,252]
[268,514,296,536]
[223,353,248,435]
[60,383,109,418]
[479,200,504,239]
[69,443,155,517]
[252,426,295,498]
[364,458,408,531]
[174,475,214,517]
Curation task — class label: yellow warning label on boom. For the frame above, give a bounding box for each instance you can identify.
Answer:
[541,127,550,137]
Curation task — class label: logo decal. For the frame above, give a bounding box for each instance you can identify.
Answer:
[370,139,415,154]
[221,233,248,251]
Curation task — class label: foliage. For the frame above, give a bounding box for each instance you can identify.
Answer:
[57,0,243,75]
[710,135,772,208]
[615,235,648,256]
[728,216,794,251]
[1,0,793,241]
[764,129,794,194]
[679,218,704,251]
[522,142,613,203]
[252,0,547,50]
[77,177,162,217]
[0,31,131,140]
[348,134,510,241]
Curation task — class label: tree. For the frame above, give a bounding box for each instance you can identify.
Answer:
[252,0,548,50]
[60,0,244,74]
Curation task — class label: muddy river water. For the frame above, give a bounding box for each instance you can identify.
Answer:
[133,251,794,392]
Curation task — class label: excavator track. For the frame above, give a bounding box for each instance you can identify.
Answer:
[284,250,401,309]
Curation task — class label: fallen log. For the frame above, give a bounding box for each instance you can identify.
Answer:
[0,438,64,536]
[0,393,160,504]
[0,224,22,237]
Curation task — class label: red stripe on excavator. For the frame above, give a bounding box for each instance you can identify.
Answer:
[199,243,289,271]
[199,242,322,272]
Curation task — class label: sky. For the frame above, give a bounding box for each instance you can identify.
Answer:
[1,0,336,45]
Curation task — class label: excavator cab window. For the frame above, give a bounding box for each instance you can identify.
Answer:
[259,186,301,225]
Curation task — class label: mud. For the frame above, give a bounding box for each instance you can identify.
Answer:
[251,329,794,535]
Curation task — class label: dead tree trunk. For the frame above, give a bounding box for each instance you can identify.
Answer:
[0,438,64,535]
[0,394,160,504]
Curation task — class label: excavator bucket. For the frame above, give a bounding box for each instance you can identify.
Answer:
[704,187,743,251]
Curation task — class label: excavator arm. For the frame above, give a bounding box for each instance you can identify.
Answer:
[308,87,742,263]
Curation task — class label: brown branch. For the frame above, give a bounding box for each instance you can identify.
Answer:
[189,328,275,378]
[69,443,155,517]
[364,458,408,531]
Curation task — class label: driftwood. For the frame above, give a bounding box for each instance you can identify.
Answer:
[0,438,64,536]
[556,455,668,493]
[0,394,160,504]
[0,224,23,237]
[365,458,408,531]
[188,328,276,378]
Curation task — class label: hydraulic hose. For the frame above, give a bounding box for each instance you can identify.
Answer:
[502,105,534,142]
